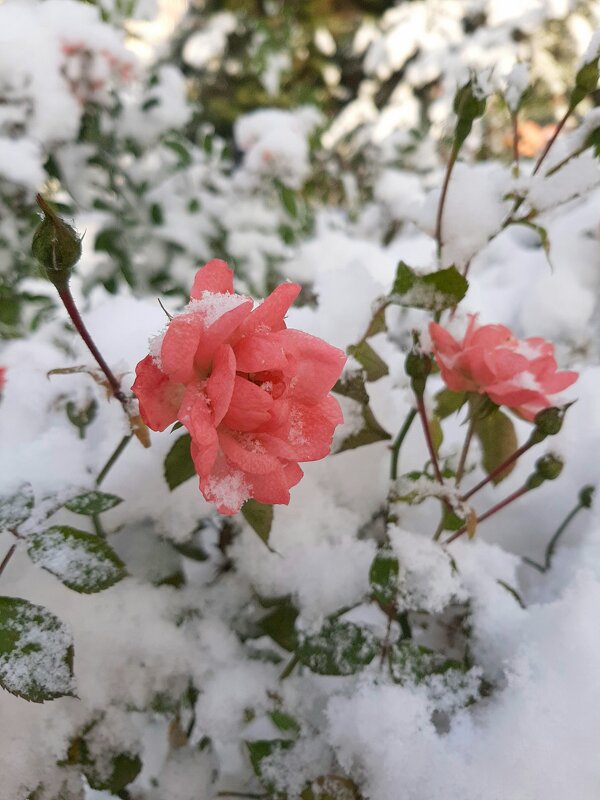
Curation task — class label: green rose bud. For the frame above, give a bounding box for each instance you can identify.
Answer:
[405,350,431,396]
[31,194,82,289]
[535,453,564,482]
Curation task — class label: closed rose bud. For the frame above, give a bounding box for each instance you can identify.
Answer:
[32,194,82,288]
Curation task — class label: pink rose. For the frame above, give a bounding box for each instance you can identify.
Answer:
[429,315,578,421]
[0,367,4,393]
[133,260,346,514]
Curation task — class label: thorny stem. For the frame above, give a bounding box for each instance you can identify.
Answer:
[0,544,17,578]
[390,408,418,481]
[445,484,530,545]
[96,434,133,487]
[435,148,458,260]
[57,285,129,411]
[532,107,573,176]
[460,441,534,503]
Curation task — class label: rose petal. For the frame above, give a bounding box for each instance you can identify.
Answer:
[161,310,205,384]
[199,453,252,514]
[278,329,347,404]
[194,300,253,370]
[266,395,343,461]
[132,355,183,431]
[236,282,301,339]
[222,376,274,431]
[219,431,282,475]
[234,333,289,373]
[190,259,234,298]
[206,344,236,425]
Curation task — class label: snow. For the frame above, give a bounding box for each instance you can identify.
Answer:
[2,1,600,798]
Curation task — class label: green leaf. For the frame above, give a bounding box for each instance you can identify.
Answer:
[270,710,300,734]
[64,491,122,516]
[0,596,75,701]
[473,406,518,484]
[333,371,369,405]
[242,499,273,544]
[27,526,127,593]
[347,340,389,381]
[297,620,377,676]
[277,181,298,217]
[429,414,443,455]
[515,219,552,268]
[84,752,142,793]
[163,138,193,167]
[369,549,400,608]
[434,389,467,419]
[391,263,468,312]
[164,434,196,490]
[246,739,292,783]
[0,483,34,532]
[259,598,299,652]
[335,405,391,453]
[388,640,465,684]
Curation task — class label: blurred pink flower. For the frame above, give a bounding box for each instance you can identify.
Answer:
[0,367,5,393]
[133,260,346,514]
[429,315,577,420]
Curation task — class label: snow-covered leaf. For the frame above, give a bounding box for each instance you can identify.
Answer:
[391,262,468,312]
[347,340,388,381]
[0,483,34,533]
[27,526,126,593]
[0,596,75,702]
[64,491,122,516]
[297,620,377,676]
[369,549,400,608]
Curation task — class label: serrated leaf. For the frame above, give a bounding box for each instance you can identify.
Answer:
[434,389,467,419]
[0,596,75,701]
[297,620,377,676]
[347,340,388,382]
[369,549,400,608]
[391,263,468,312]
[473,406,518,484]
[28,526,126,593]
[242,499,273,544]
[64,491,122,516]
[0,483,34,532]
[259,598,298,652]
[164,434,196,490]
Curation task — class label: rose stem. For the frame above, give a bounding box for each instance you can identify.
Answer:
[445,484,530,545]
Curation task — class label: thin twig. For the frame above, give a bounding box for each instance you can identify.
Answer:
[460,441,533,503]
[96,434,133,486]
[445,485,530,545]
[57,285,129,410]
[0,544,17,578]
[416,395,444,485]
[435,149,458,260]
[532,107,572,176]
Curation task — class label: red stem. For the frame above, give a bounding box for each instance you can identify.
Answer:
[460,441,533,503]
[416,395,444,485]
[57,286,129,409]
[0,544,16,578]
[445,485,530,545]
[532,107,572,176]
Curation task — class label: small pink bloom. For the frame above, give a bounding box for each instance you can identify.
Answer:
[0,367,5,393]
[133,260,346,514]
[429,315,578,421]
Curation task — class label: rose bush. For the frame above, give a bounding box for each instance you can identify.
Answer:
[429,315,578,420]
[133,259,346,513]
